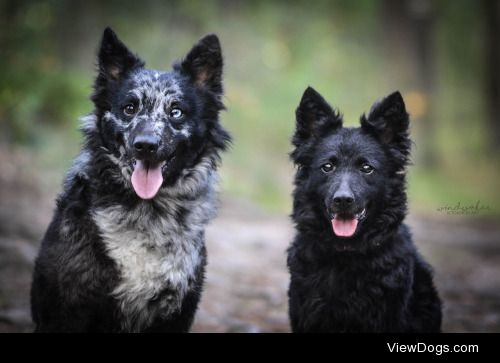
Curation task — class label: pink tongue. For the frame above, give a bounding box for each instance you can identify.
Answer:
[131,160,163,200]
[331,217,358,237]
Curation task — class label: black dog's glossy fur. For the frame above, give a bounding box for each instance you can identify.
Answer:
[287,87,442,332]
[31,28,230,332]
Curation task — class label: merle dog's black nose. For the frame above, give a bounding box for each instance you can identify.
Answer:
[133,134,160,159]
[333,193,354,209]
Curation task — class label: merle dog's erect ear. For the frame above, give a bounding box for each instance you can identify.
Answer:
[178,34,223,94]
[293,87,342,145]
[97,27,144,82]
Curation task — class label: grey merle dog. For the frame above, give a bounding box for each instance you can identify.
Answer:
[30,27,230,332]
[287,87,442,332]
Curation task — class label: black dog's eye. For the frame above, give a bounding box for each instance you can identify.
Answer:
[321,163,335,173]
[360,163,374,174]
[170,108,183,119]
[123,103,138,116]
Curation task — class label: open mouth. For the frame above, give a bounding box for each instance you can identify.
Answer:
[130,154,176,200]
[331,208,366,238]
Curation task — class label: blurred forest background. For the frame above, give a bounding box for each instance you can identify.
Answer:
[0,0,499,332]
[1,0,500,213]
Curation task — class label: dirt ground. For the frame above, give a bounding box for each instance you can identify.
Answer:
[1,146,499,333]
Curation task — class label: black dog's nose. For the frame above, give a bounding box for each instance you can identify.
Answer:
[333,177,355,210]
[333,193,354,209]
[133,134,160,158]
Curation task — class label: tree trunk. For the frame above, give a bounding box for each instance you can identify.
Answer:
[381,0,437,168]
[484,0,500,152]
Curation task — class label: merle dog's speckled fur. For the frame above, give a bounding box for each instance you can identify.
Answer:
[30,28,230,332]
[287,87,442,333]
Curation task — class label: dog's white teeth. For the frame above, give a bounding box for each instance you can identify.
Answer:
[356,209,366,220]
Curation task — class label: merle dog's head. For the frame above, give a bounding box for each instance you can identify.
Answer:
[291,87,411,247]
[87,27,230,199]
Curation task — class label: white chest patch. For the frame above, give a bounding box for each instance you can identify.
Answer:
[92,163,217,331]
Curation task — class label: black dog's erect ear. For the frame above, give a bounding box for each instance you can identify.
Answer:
[361,91,411,166]
[177,34,223,94]
[293,87,342,145]
[97,27,144,82]
[361,91,409,143]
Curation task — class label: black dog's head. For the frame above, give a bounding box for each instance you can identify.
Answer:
[87,27,230,199]
[291,87,410,245]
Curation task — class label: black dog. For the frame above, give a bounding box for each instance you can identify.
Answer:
[30,28,230,332]
[287,87,442,333]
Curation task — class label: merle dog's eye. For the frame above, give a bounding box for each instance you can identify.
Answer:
[123,103,138,116]
[170,108,183,119]
[360,163,374,174]
[321,163,335,173]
